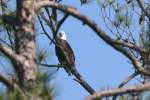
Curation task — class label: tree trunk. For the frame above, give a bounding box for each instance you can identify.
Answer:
[15,0,37,88]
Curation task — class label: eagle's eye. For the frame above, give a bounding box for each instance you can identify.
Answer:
[59,32,64,37]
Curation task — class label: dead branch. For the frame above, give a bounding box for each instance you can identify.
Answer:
[86,83,150,100]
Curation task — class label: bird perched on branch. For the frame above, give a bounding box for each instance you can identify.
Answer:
[55,31,80,77]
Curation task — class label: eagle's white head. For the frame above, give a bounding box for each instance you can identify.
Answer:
[59,30,67,40]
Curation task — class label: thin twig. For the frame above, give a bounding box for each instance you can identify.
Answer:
[55,14,69,34]
[38,63,61,68]
[45,7,56,36]
[0,0,13,48]
[37,15,56,44]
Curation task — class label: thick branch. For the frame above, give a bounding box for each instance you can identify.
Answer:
[0,73,14,89]
[73,74,95,94]
[0,43,23,64]
[86,83,150,100]
[112,40,148,54]
[35,1,150,76]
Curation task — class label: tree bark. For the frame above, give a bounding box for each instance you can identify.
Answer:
[15,0,37,88]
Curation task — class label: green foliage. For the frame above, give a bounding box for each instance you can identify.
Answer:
[0,72,54,100]
[0,89,22,100]
[36,47,49,63]
[119,95,126,100]
[31,72,54,100]
[97,0,133,39]
[36,73,54,100]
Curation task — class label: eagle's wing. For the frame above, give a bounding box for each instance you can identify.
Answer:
[64,41,75,67]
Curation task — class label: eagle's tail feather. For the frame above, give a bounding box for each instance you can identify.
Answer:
[71,66,82,79]
[63,66,72,76]
[63,65,81,78]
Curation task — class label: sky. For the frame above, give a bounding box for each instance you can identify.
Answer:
[0,0,141,100]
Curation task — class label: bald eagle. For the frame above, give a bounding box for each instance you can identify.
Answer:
[55,31,76,75]
[55,33,95,93]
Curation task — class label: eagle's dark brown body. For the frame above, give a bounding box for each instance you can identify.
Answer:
[55,37,75,75]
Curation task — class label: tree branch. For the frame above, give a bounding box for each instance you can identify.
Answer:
[0,73,14,89]
[35,1,150,76]
[0,1,13,48]
[73,73,95,94]
[55,13,69,35]
[112,72,139,100]
[0,73,25,98]
[37,15,55,44]
[136,0,150,20]
[0,43,20,62]
[38,63,61,68]
[86,83,150,100]
[118,72,139,88]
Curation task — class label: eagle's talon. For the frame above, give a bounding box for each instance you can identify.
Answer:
[56,63,61,70]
